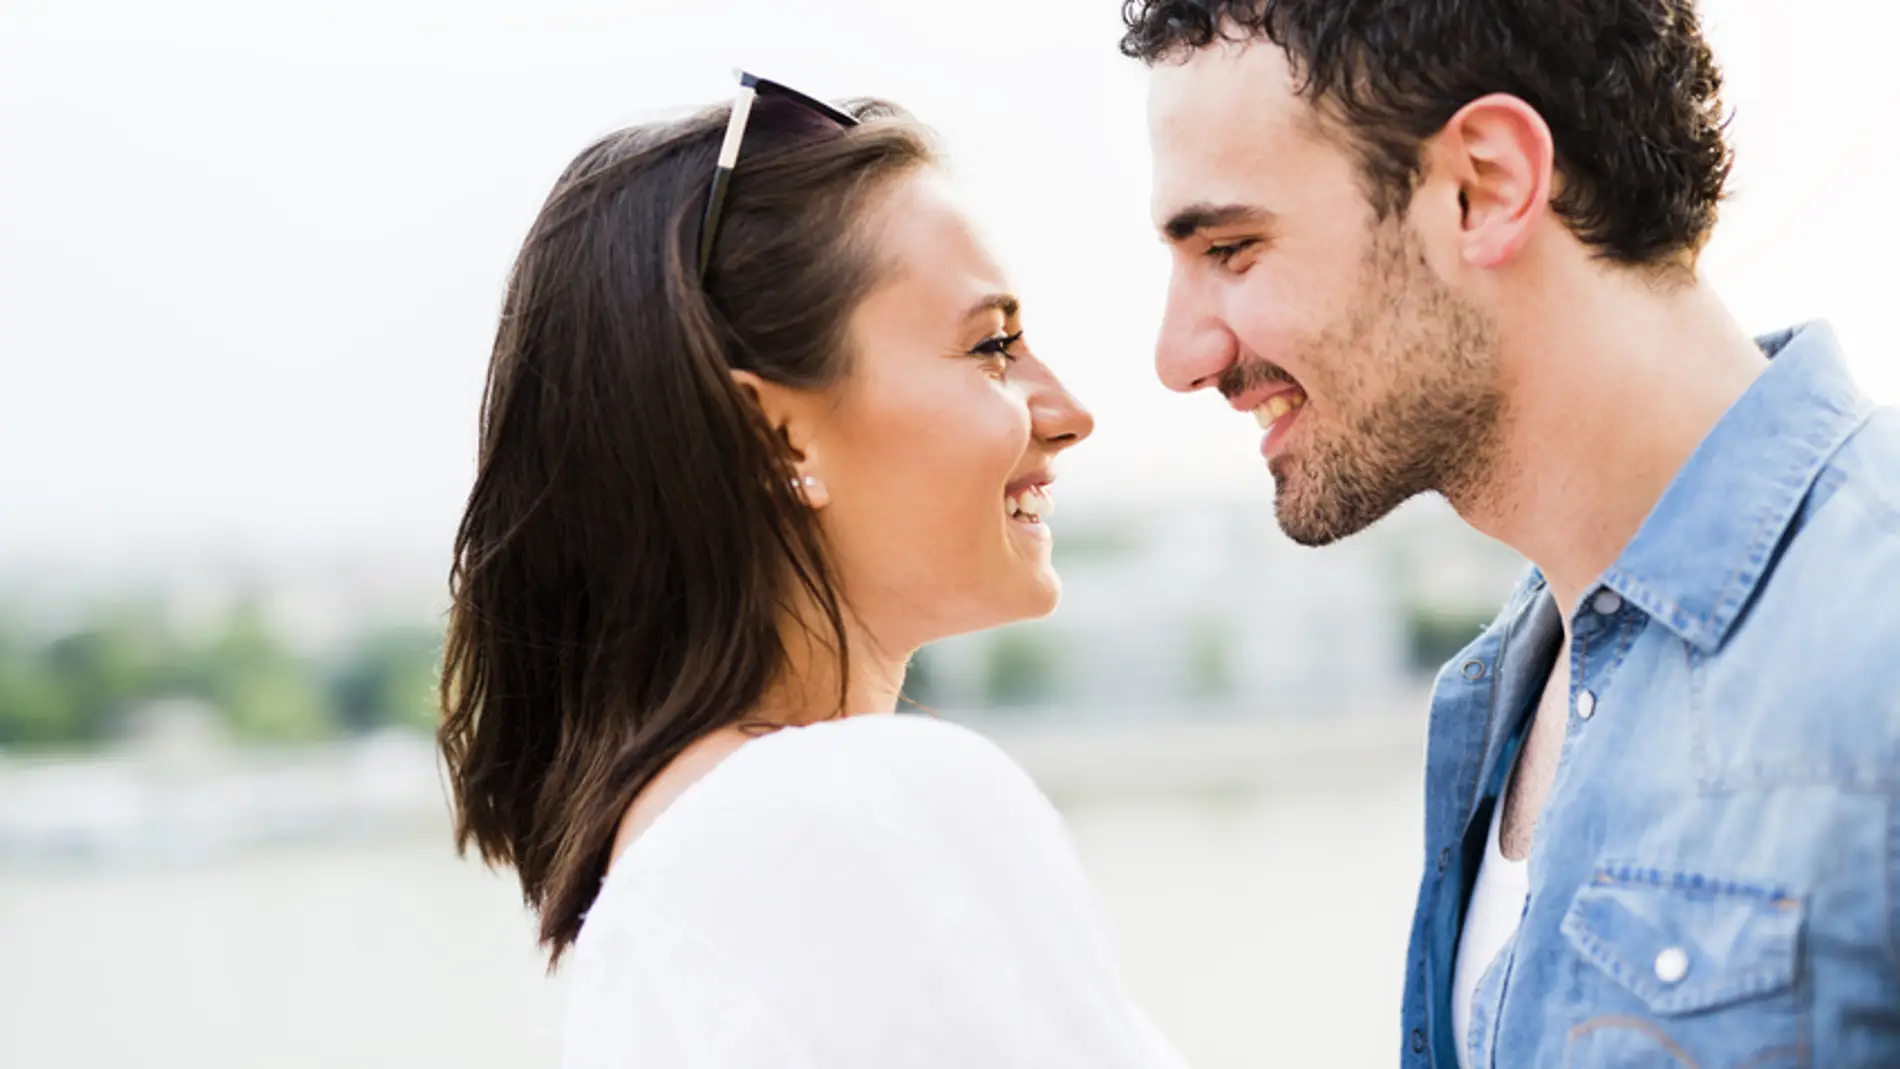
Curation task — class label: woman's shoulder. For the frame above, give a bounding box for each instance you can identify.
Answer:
[584,711,1104,975]
[600,714,1068,904]
[748,712,1035,790]
[653,713,1054,843]
[756,709,1015,763]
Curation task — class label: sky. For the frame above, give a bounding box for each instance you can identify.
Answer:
[1,0,1895,571]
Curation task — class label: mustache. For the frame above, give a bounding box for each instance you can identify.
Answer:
[1217,358,1300,403]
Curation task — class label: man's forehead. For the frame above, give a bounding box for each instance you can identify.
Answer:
[1148,37,1304,130]
[1147,45,1315,228]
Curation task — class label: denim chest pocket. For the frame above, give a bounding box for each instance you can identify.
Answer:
[1560,864,1806,1068]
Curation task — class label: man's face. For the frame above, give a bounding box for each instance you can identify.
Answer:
[1147,39,1504,545]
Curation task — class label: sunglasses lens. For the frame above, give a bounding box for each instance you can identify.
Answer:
[737,88,853,157]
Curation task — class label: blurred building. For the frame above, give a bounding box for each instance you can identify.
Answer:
[916,493,1524,718]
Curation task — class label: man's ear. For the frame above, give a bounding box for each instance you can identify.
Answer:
[1422,92,1555,269]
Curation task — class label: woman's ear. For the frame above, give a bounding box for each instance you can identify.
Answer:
[731,369,805,456]
[732,370,829,508]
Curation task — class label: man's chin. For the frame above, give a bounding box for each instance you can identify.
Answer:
[1269,467,1341,546]
[1270,462,1398,547]
[1273,504,1348,547]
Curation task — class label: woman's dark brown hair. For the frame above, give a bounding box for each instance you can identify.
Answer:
[438,97,934,963]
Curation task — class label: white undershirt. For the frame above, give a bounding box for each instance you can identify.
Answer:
[560,713,1184,1069]
[1450,763,1531,1069]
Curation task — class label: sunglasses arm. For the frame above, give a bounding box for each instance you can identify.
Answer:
[697,84,758,277]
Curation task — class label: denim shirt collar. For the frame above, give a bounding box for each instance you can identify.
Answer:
[1590,321,1874,653]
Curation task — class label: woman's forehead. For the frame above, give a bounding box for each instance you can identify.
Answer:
[864,170,1013,316]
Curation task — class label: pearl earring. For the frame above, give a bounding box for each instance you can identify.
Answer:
[789,474,823,507]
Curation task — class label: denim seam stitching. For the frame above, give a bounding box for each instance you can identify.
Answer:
[1565,891,1801,1014]
[1708,418,1832,638]
[1689,640,1714,792]
[1888,790,1900,977]
[1593,863,1798,902]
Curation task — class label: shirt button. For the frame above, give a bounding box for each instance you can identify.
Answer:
[1462,659,1487,681]
[1654,946,1690,984]
[1411,1027,1426,1053]
[1592,590,1624,615]
[1577,690,1597,720]
[1437,846,1452,872]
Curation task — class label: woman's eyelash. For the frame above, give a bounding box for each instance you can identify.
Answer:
[970,330,1024,360]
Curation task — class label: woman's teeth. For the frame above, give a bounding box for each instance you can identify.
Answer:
[1007,486,1052,522]
[1253,389,1308,429]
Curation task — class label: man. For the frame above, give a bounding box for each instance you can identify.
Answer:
[1120,1,1900,1065]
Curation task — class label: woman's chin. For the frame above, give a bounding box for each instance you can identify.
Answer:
[942,569,1062,641]
[1014,565,1062,620]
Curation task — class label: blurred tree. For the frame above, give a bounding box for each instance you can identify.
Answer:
[330,625,443,733]
[982,628,1062,708]
[0,622,82,745]
[189,602,336,742]
[36,604,171,742]
[1403,604,1496,676]
[1184,615,1235,701]
[0,601,455,749]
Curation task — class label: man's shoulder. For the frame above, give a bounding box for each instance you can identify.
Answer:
[1771,402,1900,633]
[1701,430,1900,785]
[1818,404,1900,528]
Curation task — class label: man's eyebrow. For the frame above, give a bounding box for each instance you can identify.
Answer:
[961,293,1020,322]
[1161,203,1275,243]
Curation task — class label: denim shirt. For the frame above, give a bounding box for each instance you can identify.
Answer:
[1399,322,1900,1068]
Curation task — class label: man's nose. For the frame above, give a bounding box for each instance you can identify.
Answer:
[1154,271,1235,394]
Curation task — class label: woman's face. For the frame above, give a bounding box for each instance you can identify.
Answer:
[797,168,1092,652]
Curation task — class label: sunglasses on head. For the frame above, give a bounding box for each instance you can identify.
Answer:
[697,70,860,279]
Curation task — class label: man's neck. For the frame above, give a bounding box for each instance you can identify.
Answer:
[1454,275,1769,618]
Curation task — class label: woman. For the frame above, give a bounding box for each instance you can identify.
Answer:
[439,73,1183,1068]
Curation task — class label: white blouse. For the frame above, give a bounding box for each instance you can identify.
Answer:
[560,713,1185,1069]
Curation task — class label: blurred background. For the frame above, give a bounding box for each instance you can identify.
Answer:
[1,0,1893,1066]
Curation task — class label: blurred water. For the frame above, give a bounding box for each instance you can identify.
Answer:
[0,722,1423,1069]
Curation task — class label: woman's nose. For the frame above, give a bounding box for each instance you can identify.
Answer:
[1030,371,1094,450]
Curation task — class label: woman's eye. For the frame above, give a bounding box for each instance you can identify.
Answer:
[970,330,1023,362]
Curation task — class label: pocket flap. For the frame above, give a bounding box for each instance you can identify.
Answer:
[1560,864,1804,1016]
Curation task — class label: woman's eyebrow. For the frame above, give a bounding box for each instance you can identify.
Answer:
[960,293,1020,323]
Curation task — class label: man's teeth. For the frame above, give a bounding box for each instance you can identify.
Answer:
[1007,486,1051,522]
[1253,390,1308,429]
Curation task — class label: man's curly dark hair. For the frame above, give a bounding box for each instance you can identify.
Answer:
[1121,0,1734,269]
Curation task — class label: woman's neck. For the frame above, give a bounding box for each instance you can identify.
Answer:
[755,610,911,725]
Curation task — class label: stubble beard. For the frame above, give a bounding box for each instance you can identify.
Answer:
[1270,223,1506,547]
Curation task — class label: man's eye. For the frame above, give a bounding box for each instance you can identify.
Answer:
[1206,239,1258,265]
